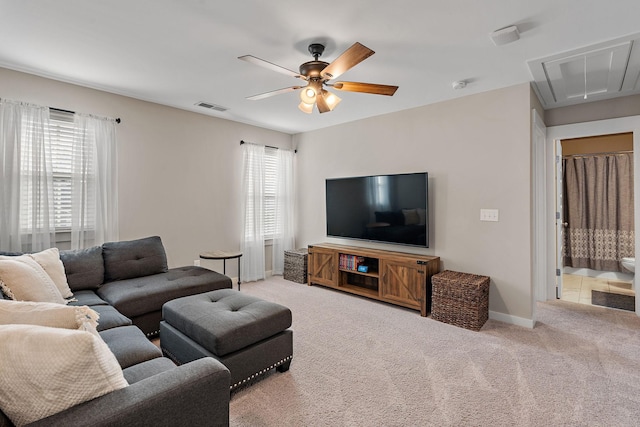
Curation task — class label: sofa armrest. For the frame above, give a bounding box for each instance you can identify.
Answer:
[27,358,230,427]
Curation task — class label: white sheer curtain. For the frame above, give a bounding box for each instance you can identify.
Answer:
[240,143,266,282]
[0,100,56,252]
[0,99,118,252]
[71,114,119,249]
[272,148,295,274]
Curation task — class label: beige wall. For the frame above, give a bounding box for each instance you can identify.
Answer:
[1,67,537,322]
[0,67,293,275]
[294,83,535,322]
[545,94,640,127]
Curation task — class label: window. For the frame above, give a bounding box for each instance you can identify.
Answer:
[240,142,294,280]
[2,99,118,252]
[50,110,75,230]
[20,109,96,232]
[263,147,277,239]
[242,146,278,240]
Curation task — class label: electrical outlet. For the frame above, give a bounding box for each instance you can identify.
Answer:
[480,209,499,222]
[194,259,201,267]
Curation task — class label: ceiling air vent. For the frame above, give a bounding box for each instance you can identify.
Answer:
[528,33,640,108]
[195,101,228,112]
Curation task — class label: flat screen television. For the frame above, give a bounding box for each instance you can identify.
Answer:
[326,172,429,247]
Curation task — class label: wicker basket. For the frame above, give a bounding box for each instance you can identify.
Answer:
[284,248,308,284]
[431,270,490,331]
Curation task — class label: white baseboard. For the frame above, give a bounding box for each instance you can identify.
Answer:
[489,310,535,329]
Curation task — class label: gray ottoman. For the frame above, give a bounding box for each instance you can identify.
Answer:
[160,289,293,390]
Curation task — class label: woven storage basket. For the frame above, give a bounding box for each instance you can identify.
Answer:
[431,270,490,331]
[284,248,308,284]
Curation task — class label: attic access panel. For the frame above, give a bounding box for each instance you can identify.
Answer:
[528,33,640,107]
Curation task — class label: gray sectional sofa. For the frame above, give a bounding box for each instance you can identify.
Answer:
[62,235,233,336]
[0,236,234,426]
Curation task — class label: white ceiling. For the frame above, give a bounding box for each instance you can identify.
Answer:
[1,0,639,134]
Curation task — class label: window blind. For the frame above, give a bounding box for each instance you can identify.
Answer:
[264,147,277,239]
[242,146,278,241]
[49,109,75,230]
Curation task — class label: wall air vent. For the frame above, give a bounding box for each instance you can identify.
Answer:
[195,101,228,112]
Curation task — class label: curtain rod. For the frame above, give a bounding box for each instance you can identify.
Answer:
[50,107,121,124]
[563,150,633,158]
[240,140,297,153]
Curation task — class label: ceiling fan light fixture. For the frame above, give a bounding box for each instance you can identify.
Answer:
[298,101,314,114]
[300,86,316,104]
[322,90,341,111]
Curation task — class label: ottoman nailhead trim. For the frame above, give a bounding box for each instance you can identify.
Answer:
[230,355,293,391]
[161,347,182,366]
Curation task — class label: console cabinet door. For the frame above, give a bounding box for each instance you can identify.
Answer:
[380,259,425,311]
[308,247,338,287]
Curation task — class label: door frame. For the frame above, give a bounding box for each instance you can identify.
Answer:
[539,115,640,317]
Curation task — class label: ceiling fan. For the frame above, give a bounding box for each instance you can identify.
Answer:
[238,42,398,114]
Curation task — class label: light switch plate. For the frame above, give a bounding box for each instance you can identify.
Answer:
[480,209,499,222]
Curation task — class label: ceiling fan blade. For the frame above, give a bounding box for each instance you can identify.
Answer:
[332,81,398,96]
[246,86,303,101]
[320,42,375,80]
[238,55,305,80]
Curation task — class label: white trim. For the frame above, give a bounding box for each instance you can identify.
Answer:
[542,115,640,317]
[532,109,547,309]
[489,310,535,329]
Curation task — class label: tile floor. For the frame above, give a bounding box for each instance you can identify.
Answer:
[560,274,635,306]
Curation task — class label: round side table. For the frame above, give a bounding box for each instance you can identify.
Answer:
[199,250,243,291]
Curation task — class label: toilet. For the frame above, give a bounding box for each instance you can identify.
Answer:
[621,257,635,290]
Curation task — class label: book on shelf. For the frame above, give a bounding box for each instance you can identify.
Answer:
[339,254,365,271]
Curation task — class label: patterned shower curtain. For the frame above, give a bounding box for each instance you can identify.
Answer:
[563,153,634,272]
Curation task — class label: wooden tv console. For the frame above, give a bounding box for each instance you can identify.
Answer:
[307,243,440,316]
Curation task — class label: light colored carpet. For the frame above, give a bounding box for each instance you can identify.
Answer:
[230,276,640,426]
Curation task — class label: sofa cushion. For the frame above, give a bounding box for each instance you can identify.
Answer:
[99,325,162,369]
[122,357,177,384]
[0,324,128,426]
[97,266,231,318]
[0,251,23,256]
[60,246,105,291]
[91,305,133,331]
[69,289,109,307]
[0,255,67,304]
[29,248,74,299]
[102,236,168,282]
[0,299,99,331]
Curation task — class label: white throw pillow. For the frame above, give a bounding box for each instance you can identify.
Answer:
[0,255,66,304]
[0,299,99,331]
[0,324,128,426]
[28,248,74,299]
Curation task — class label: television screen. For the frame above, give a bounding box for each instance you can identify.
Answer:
[326,172,428,247]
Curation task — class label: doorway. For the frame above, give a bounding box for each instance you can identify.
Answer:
[558,133,635,309]
[541,116,640,318]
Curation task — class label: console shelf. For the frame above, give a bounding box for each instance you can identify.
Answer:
[307,243,440,316]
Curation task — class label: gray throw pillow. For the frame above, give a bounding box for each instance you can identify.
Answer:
[102,236,168,282]
[60,246,105,291]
